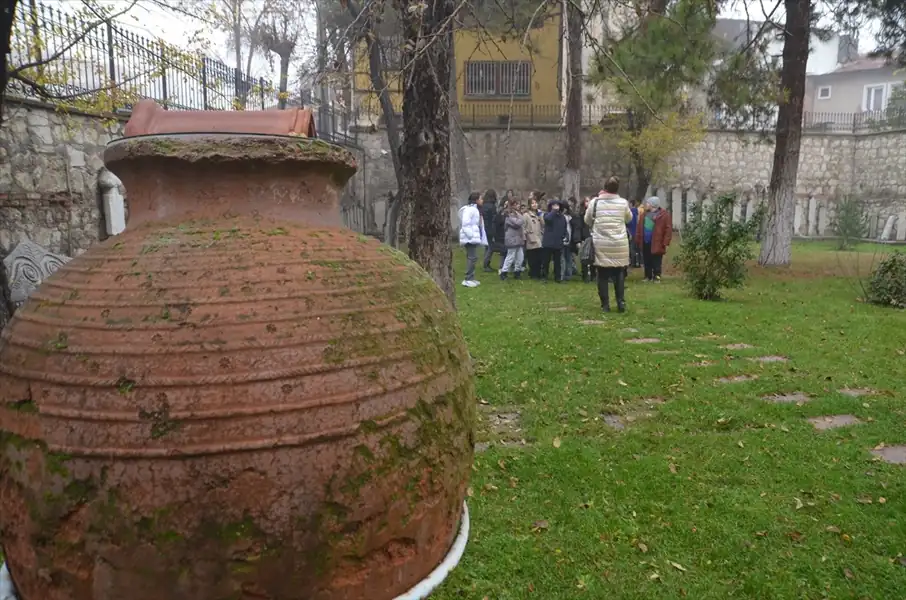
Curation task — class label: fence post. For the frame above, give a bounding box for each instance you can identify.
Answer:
[160,41,169,110]
[259,77,266,109]
[234,67,242,108]
[472,105,476,127]
[201,57,209,110]
[852,113,857,134]
[530,104,534,127]
[106,20,116,107]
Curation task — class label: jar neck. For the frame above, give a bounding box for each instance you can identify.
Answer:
[114,159,347,229]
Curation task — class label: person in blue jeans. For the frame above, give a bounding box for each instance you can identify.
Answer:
[541,199,568,282]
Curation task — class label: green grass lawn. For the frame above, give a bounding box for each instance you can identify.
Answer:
[433,241,906,600]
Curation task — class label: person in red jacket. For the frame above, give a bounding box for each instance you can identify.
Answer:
[635,197,672,282]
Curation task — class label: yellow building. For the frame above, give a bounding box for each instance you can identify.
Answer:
[353,12,562,127]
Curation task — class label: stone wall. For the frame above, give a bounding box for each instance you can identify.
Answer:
[2,99,906,249]
[0,98,125,257]
[354,125,906,239]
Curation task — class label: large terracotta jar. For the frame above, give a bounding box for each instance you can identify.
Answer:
[0,100,475,600]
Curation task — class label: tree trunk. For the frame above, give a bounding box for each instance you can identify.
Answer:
[561,0,583,204]
[631,149,651,204]
[232,0,244,106]
[448,28,471,226]
[345,0,404,246]
[277,53,290,109]
[758,0,810,267]
[1,0,19,119]
[1,1,19,326]
[400,0,456,305]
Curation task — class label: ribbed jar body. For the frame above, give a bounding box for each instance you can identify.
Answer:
[0,132,475,600]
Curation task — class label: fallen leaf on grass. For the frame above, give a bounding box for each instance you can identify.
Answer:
[754,531,768,537]
[794,497,804,510]
[856,496,873,504]
[897,557,906,567]
[879,497,887,504]
[826,525,841,533]
[843,567,855,580]
[669,463,678,474]
[737,441,745,448]
[637,542,649,553]
[649,572,661,581]
[467,487,474,497]
[787,531,803,543]
[484,483,498,492]
[509,477,519,488]
[669,561,688,572]
[841,533,853,544]
[618,380,629,387]
[532,520,550,532]
[552,437,561,449]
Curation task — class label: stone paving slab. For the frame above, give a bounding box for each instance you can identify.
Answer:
[722,343,755,350]
[626,338,661,344]
[762,392,811,404]
[840,388,876,398]
[579,319,607,325]
[871,445,906,464]
[749,355,788,363]
[808,415,863,430]
[717,374,759,384]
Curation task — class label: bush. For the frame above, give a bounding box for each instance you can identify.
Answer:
[867,251,906,308]
[830,195,867,250]
[674,193,763,300]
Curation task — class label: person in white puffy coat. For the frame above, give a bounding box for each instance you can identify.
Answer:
[458,192,488,287]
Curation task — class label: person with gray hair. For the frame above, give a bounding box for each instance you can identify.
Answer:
[635,196,673,282]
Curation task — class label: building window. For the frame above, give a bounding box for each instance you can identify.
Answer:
[817,86,831,100]
[864,84,886,111]
[464,61,532,98]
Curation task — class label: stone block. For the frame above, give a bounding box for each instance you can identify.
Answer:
[30,125,54,146]
[2,239,70,306]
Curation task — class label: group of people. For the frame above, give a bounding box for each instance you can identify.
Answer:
[457,177,673,312]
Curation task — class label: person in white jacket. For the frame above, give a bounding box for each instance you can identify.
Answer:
[458,192,488,287]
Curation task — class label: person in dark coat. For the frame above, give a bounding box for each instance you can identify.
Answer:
[481,189,504,271]
[628,200,641,269]
[541,198,568,282]
[578,196,595,283]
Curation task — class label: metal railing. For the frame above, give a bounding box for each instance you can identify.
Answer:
[445,103,906,132]
[6,0,359,147]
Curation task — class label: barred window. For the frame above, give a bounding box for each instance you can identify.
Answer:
[464,61,532,97]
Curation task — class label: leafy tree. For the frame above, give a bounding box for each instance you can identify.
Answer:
[589,0,721,203]
[675,193,764,300]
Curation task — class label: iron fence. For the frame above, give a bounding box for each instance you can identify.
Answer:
[6,0,359,147]
[450,102,906,133]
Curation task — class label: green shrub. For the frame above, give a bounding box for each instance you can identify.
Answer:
[867,251,906,308]
[830,195,867,250]
[674,193,763,300]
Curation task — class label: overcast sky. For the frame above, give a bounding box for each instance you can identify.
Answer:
[53,0,882,79]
